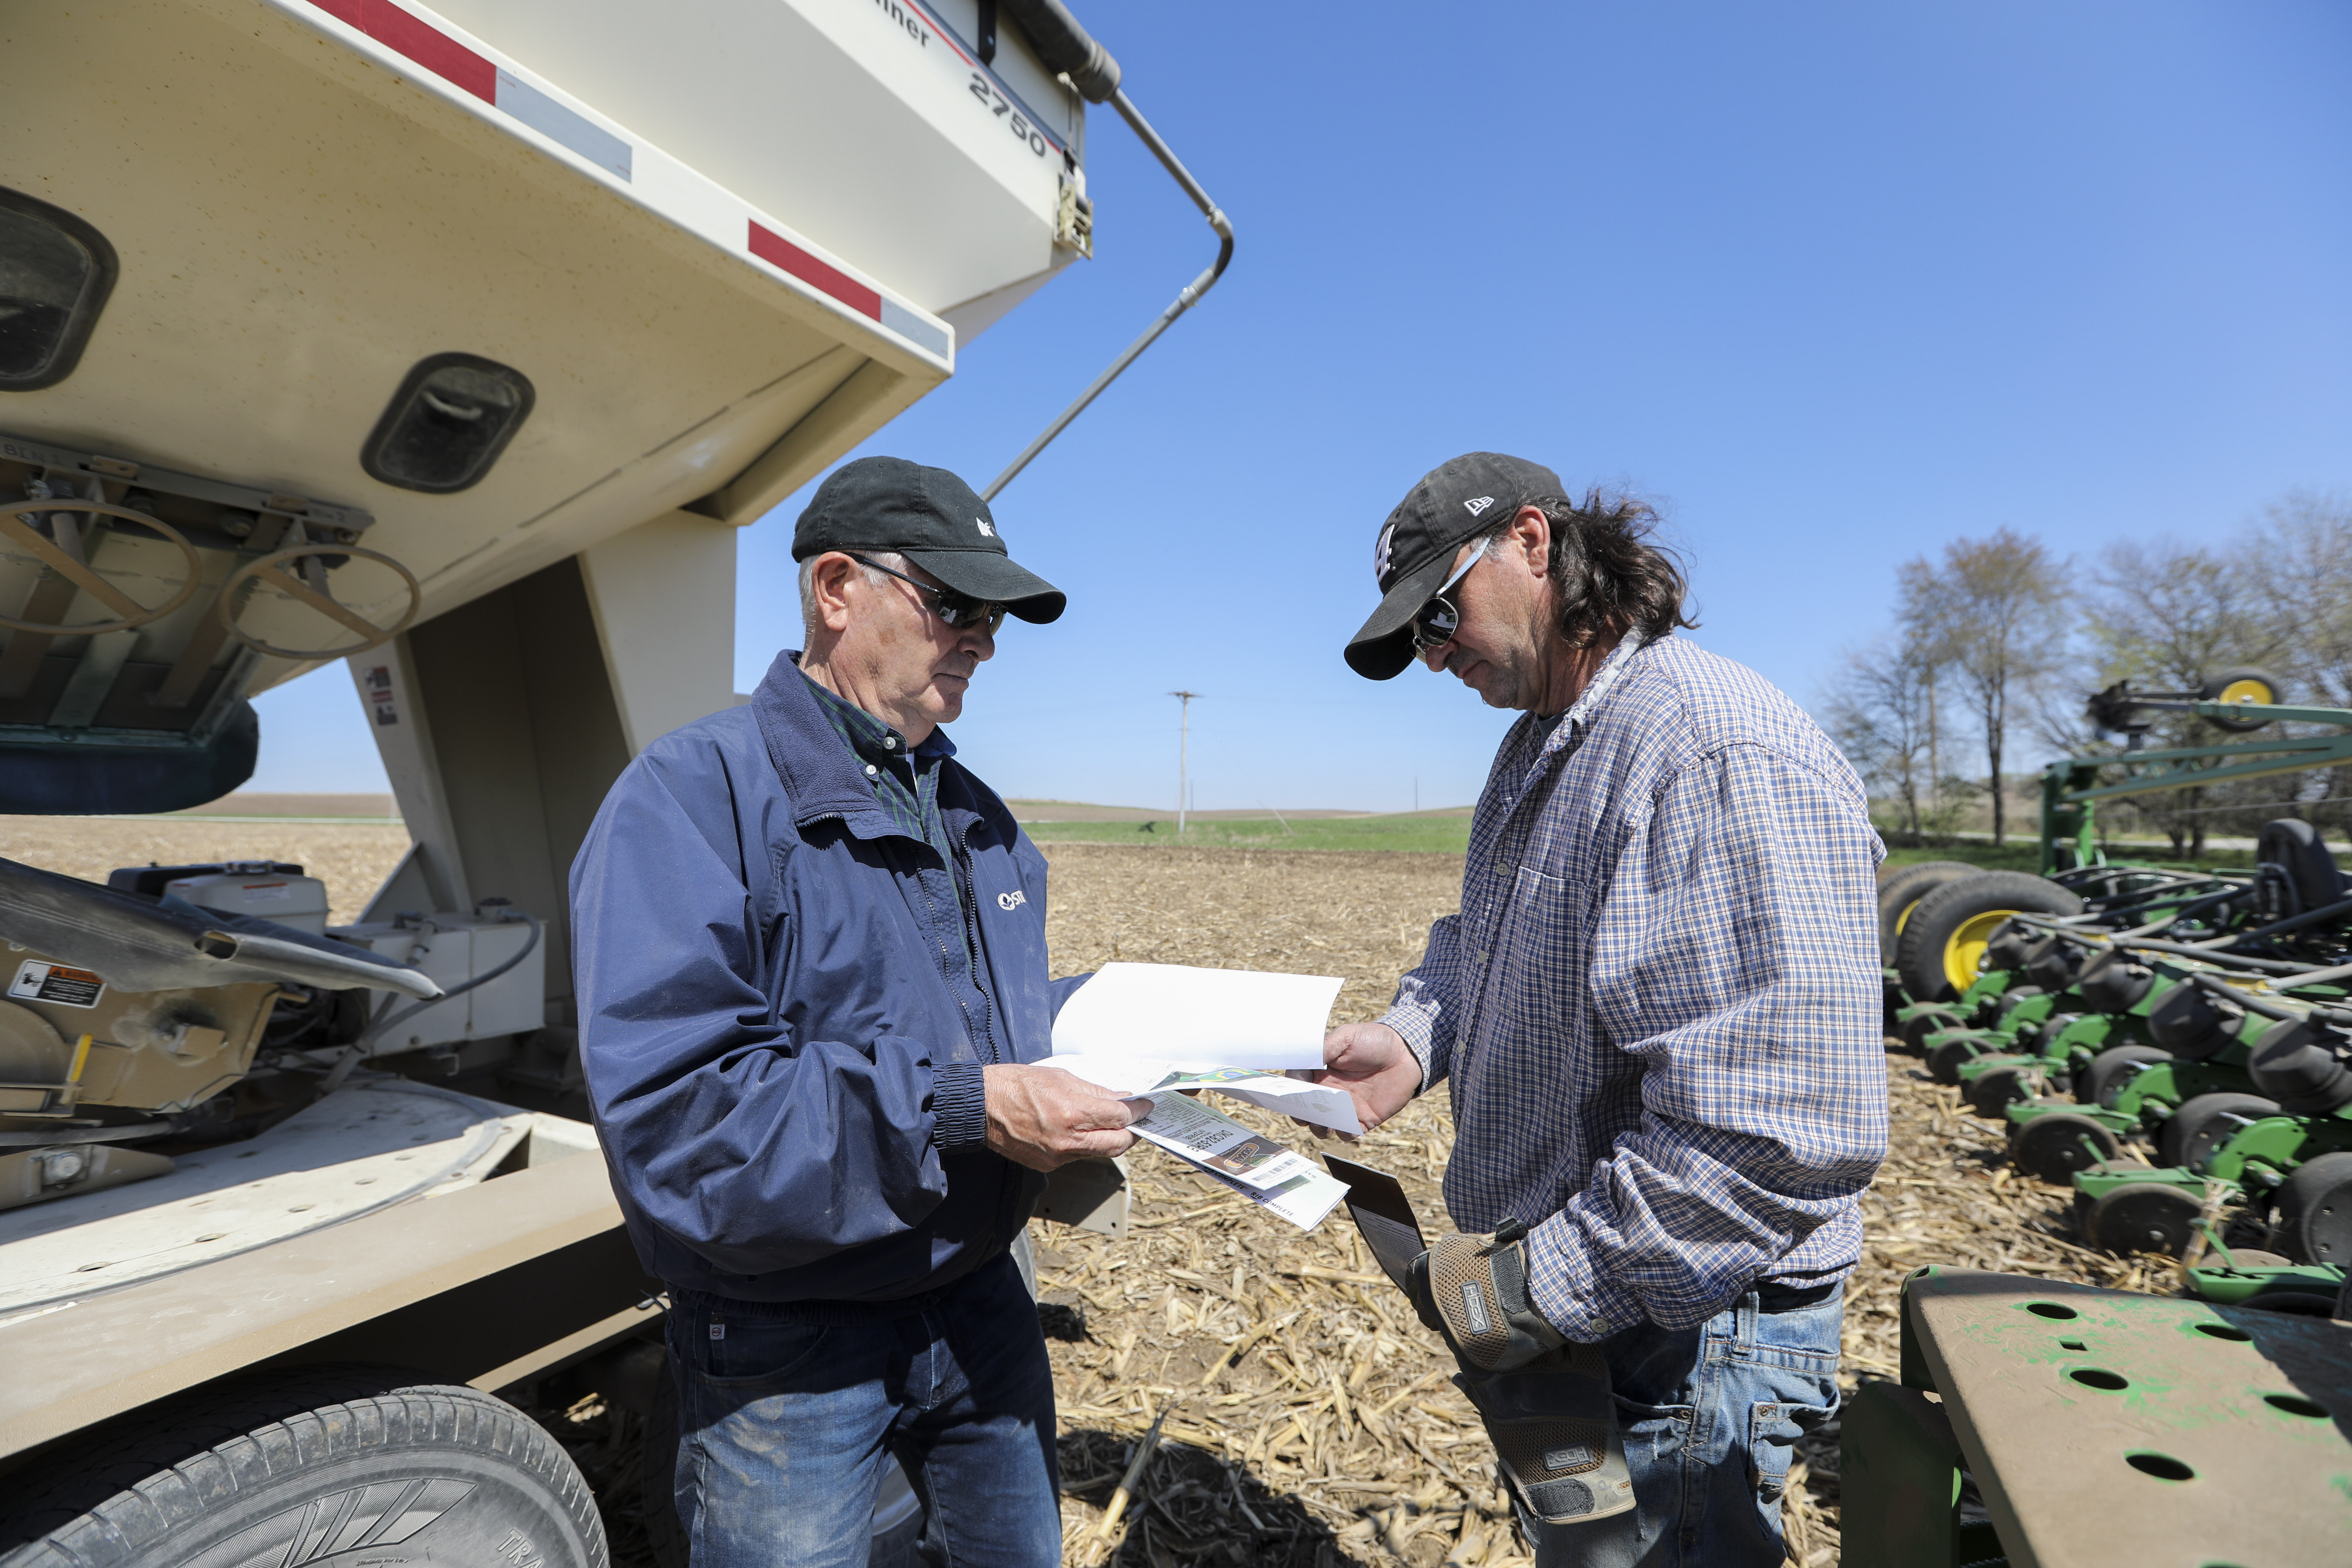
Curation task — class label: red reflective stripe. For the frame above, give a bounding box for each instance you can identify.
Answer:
[307,0,495,104]
[747,222,881,320]
[362,0,495,100]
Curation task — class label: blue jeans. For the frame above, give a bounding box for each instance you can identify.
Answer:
[667,1253,1061,1568]
[1516,1285,1843,1568]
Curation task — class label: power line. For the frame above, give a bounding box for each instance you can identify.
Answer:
[1169,691,1202,833]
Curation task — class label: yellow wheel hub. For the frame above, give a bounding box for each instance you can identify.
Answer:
[1895,898,1925,936]
[2217,677,2273,708]
[1945,909,2019,996]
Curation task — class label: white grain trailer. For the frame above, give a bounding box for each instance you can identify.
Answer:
[0,0,1220,1560]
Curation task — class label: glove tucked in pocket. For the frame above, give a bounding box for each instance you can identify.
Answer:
[1408,1221,1637,1531]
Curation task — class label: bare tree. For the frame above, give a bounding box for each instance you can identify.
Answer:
[1823,634,1937,839]
[1899,529,2070,847]
[2069,537,2288,856]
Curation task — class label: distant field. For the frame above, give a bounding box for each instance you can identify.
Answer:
[1022,814,1474,854]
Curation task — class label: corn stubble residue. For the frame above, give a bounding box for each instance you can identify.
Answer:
[0,825,2159,1566]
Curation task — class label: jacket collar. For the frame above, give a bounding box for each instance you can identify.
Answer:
[750,649,907,833]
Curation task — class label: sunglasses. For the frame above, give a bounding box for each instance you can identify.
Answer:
[1408,536,1493,656]
[848,554,1008,634]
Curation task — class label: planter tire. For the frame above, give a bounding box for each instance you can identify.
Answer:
[2085,1183,2202,1257]
[2010,1112,2121,1185]
[2078,1045,2173,1108]
[2155,1091,2281,1172]
[1877,861,1980,965]
[0,1367,604,1568]
[2274,1152,2352,1266]
[1896,873,2085,1003]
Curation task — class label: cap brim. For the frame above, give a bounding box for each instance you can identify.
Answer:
[900,548,1067,624]
[1342,548,1458,680]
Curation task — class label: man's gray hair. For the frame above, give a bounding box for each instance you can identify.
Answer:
[798,550,908,638]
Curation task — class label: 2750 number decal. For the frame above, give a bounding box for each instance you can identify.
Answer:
[970,72,1052,158]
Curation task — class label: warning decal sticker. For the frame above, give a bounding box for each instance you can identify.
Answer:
[9,961,106,1008]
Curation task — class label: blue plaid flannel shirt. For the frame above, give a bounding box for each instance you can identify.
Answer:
[1383,634,1887,1339]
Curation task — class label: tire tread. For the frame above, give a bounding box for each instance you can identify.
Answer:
[1,1370,603,1568]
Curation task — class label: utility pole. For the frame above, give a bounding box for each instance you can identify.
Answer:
[1170,691,1201,834]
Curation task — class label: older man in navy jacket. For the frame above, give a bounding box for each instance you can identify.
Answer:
[571,457,1133,1568]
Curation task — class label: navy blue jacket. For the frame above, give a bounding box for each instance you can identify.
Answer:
[569,651,1072,1303]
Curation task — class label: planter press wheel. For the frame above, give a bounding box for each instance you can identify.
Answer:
[2084,1182,2203,1257]
[0,499,202,634]
[2010,1111,2122,1185]
[218,543,423,659]
[2274,1152,2352,1266]
[2155,1091,2281,1171]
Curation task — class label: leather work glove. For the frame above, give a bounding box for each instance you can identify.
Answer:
[1407,1218,1570,1371]
[1408,1220,1639,1540]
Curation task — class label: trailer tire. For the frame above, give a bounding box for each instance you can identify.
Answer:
[2156,1091,2281,1171]
[1896,873,2084,1003]
[1877,861,1979,964]
[0,1367,603,1568]
[2274,1152,2352,1266]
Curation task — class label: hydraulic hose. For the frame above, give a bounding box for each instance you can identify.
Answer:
[983,6,1233,500]
[358,907,543,1051]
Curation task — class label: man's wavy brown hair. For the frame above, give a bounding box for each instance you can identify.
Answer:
[1493,490,1698,650]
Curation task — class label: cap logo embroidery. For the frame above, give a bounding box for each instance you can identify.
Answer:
[1373,523,1396,580]
[1464,496,1495,517]
[974,516,996,538]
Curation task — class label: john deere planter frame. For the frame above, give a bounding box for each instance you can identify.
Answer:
[2041,687,2352,874]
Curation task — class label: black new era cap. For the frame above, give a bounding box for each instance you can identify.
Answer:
[1343,452,1564,679]
[794,456,1066,623]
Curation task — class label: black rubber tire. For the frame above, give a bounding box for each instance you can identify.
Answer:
[1878,861,1980,965]
[2085,1183,2203,1257]
[2200,667,2282,732]
[2156,1091,2282,1171]
[2011,1112,2122,1184]
[1897,873,2085,1003]
[1898,1006,1965,1054]
[1927,1034,1993,1086]
[1964,1060,2038,1118]
[2274,1152,2352,1266]
[2078,1045,2174,1109]
[0,1367,604,1567]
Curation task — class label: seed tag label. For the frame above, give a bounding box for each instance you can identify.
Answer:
[9,960,105,1008]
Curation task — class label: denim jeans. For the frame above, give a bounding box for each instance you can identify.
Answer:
[666,1252,1061,1568]
[1516,1285,1843,1568]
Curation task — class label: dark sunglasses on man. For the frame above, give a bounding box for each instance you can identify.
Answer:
[848,553,1009,634]
[1407,535,1493,656]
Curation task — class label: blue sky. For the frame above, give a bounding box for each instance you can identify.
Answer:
[255,0,2352,811]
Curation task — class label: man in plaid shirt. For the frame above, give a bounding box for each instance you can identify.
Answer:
[1321,453,1886,1567]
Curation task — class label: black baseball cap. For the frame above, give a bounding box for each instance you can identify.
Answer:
[793,456,1066,623]
[1343,452,1564,679]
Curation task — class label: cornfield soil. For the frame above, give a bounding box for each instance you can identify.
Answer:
[1,826,2170,1566]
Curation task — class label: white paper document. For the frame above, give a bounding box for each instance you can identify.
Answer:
[1124,1090,1315,1191]
[1050,1057,1362,1138]
[1050,962,1344,1070]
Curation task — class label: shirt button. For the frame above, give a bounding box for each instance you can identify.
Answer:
[882,736,897,749]
[864,764,879,776]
